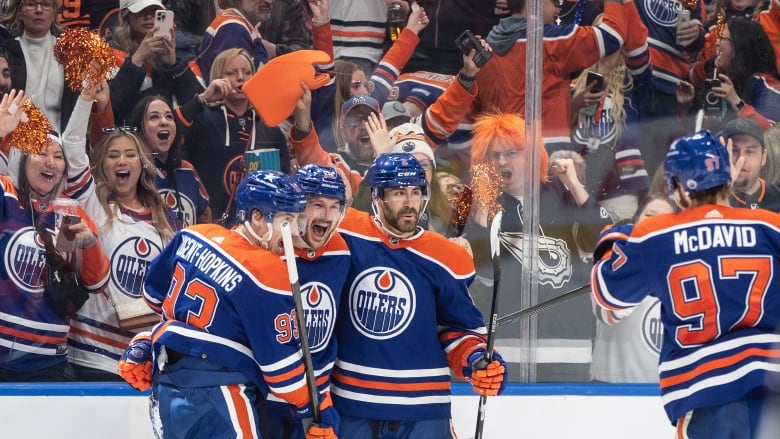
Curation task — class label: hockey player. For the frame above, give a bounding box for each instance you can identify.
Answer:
[592,131,780,438]
[264,164,351,439]
[118,170,337,439]
[332,152,508,438]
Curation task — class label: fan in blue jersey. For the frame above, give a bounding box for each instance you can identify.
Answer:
[333,152,508,438]
[118,170,337,439]
[592,131,780,438]
[264,164,350,439]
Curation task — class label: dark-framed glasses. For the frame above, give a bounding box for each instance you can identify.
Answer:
[22,1,53,10]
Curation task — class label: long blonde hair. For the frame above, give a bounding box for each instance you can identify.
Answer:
[112,9,162,70]
[572,61,632,141]
[332,60,362,148]
[91,130,175,242]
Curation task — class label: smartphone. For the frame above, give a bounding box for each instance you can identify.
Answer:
[586,71,605,93]
[55,215,81,252]
[703,78,723,115]
[676,9,690,45]
[455,30,492,68]
[153,10,174,39]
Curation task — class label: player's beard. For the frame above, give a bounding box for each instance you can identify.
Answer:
[380,202,419,235]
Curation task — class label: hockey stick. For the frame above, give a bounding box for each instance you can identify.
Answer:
[281,222,321,424]
[474,211,503,439]
[496,283,592,328]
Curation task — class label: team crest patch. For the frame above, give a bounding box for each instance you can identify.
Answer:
[641,300,663,355]
[110,237,162,298]
[643,0,681,27]
[300,281,337,352]
[349,268,416,340]
[160,188,196,227]
[3,227,47,293]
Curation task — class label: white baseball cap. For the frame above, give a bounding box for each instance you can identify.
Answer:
[120,0,164,13]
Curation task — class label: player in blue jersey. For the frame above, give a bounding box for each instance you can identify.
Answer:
[264,164,351,439]
[333,152,508,438]
[118,170,337,439]
[592,131,780,438]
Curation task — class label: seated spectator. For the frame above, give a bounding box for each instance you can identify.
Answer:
[106,0,190,124]
[0,90,109,381]
[722,117,780,211]
[1,0,78,133]
[128,95,211,226]
[176,48,289,225]
[462,112,610,382]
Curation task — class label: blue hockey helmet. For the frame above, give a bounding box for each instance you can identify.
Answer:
[664,130,731,198]
[294,164,347,204]
[235,170,307,222]
[365,152,428,196]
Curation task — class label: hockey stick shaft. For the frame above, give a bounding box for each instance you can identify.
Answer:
[281,222,321,423]
[474,211,503,439]
[496,283,591,327]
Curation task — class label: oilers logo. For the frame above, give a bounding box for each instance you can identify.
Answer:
[223,155,244,195]
[349,267,415,340]
[110,236,162,298]
[644,0,683,27]
[502,232,573,288]
[301,281,336,352]
[3,227,47,293]
[641,300,663,354]
[159,189,196,227]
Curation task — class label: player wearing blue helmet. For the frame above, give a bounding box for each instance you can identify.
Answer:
[264,165,350,439]
[664,130,731,207]
[592,131,780,438]
[295,164,348,250]
[365,152,430,238]
[235,170,308,254]
[332,152,507,439]
[118,171,340,439]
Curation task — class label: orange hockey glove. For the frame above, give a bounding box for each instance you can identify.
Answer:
[117,331,152,392]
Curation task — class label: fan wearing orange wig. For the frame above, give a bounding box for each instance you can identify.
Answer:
[461,112,610,382]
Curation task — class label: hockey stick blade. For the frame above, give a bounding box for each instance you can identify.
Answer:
[281,221,321,423]
[496,283,591,328]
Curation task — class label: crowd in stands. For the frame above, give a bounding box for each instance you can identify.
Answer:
[0,0,779,385]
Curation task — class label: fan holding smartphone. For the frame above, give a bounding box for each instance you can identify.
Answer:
[108,0,182,123]
[153,10,174,40]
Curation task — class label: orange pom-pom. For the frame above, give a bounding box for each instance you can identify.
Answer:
[470,163,503,222]
[5,100,52,155]
[53,27,114,91]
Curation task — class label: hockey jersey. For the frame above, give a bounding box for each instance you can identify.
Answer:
[195,8,269,85]
[0,176,108,372]
[155,159,211,227]
[68,200,171,374]
[143,225,310,407]
[476,1,628,154]
[331,209,485,421]
[265,233,351,416]
[592,204,780,423]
